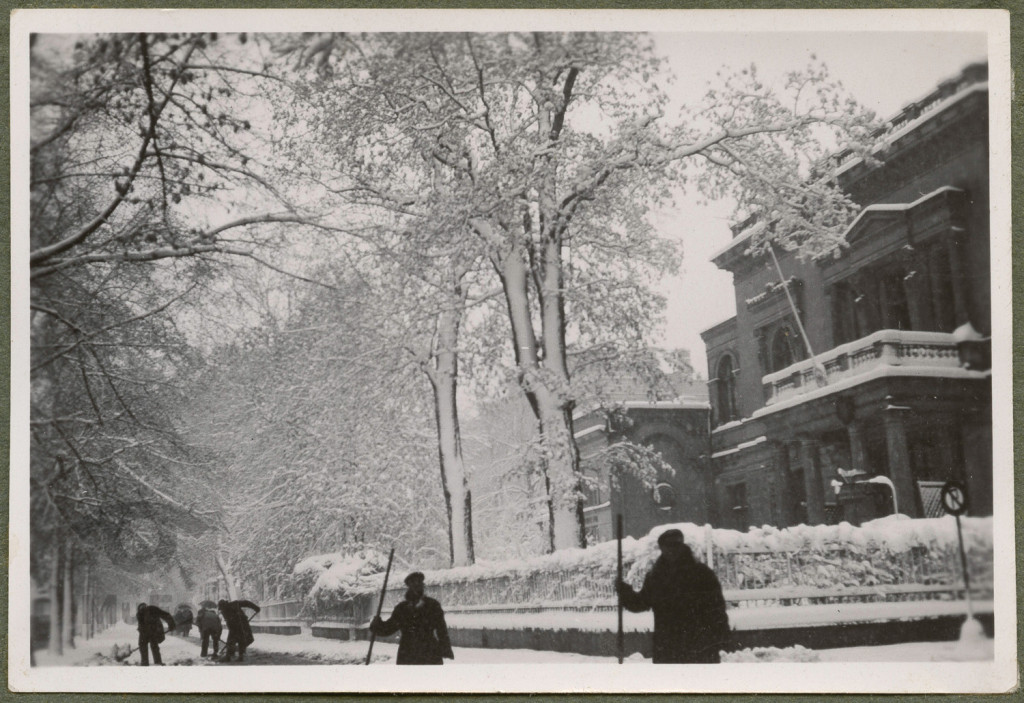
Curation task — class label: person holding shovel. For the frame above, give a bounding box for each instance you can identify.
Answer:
[135,602,177,666]
[217,599,260,662]
[615,528,730,663]
[195,601,223,659]
[370,572,453,665]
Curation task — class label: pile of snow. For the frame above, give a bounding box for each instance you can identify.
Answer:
[34,622,201,667]
[722,645,820,663]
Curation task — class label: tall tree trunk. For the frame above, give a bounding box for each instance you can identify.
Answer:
[48,538,62,656]
[82,562,91,640]
[538,231,587,550]
[61,540,74,649]
[427,290,474,566]
[533,71,588,550]
[214,550,239,600]
[493,243,558,552]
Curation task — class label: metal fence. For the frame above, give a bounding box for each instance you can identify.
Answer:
[297,541,992,624]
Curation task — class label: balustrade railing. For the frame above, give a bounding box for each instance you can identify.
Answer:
[762,330,968,407]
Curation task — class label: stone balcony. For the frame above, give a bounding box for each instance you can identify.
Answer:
[761,329,986,409]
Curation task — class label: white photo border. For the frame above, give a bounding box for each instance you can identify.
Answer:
[9,7,1016,694]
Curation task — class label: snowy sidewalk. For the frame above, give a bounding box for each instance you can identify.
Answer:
[35,620,992,666]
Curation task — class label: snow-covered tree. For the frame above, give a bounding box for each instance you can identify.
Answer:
[182,264,452,596]
[272,33,878,552]
[28,31,334,644]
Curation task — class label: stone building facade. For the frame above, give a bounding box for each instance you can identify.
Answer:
[700,62,992,528]
[574,351,712,543]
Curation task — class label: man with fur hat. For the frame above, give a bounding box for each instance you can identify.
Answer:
[370,571,454,665]
[616,528,730,663]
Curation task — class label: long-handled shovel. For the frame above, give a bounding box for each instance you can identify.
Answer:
[364,547,395,665]
[616,513,624,665]
[113,625,170,663]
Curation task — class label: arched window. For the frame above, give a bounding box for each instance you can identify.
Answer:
[715,354,738,424]
[770,325,804,373]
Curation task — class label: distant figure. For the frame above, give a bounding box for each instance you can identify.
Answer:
[616,529,730,663]
[135,602,176,666]
[217,599,260,662]
[195,605,223,658]
[370,572,454,665]
[173,604,194,637]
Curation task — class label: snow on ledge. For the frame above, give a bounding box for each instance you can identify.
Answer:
[753,364,991,419]
[711,435,767,459]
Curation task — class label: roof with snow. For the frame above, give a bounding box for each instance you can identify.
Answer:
[712,62,988,265]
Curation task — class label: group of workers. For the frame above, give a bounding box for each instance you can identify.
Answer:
[134,599,260,666]
[134,529,727,666]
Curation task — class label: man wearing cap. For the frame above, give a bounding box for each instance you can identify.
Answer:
[370,572,454,665]
[616,528,730,663]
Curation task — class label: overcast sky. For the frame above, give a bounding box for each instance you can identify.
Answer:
[649,31,988,377]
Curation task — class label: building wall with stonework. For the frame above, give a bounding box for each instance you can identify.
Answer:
[700,63,991,529]
[577,403,712,543]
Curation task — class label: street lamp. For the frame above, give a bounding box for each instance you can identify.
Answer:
[864,475,898,516]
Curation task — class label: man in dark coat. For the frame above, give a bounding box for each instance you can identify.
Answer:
[217,599,260,662]
[370,572,454,665]
[173,604,194,637]
[196,605,223,658]
[616,528,730,663]
[135,602,176,666]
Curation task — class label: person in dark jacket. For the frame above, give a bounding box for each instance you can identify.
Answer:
[217,599,260,662]
[173,604,194,637]
[135,602,177,666]
[196,605,223,658]
[370,572,454,665]
[616,528,730,663]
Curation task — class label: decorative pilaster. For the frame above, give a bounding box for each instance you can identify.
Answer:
[801,439,826,525]
[883,405,921,517]
[847,421,870,475]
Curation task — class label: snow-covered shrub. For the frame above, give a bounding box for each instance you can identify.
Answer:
[292,549,391,616]
[294,516,992,614]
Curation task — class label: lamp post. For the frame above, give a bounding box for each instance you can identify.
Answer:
[865,475,898,516]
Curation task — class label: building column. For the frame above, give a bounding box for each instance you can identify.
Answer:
[933,415,959,481]
[960,412,993,516]
[771,441,791,527]
[883,407,921,517]
[847,421,870,475]
[801,439,826,525]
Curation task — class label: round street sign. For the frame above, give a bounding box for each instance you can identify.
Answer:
[940,480,968,516]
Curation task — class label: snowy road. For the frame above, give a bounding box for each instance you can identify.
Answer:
[35,621,993,667]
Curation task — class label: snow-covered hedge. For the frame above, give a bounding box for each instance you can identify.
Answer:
[294,516,993,615]
[292,549,391,614]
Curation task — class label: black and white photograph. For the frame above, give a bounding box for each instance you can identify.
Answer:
[9,7,1015,694]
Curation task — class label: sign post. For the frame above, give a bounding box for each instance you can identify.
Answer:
[940,480,973,619]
